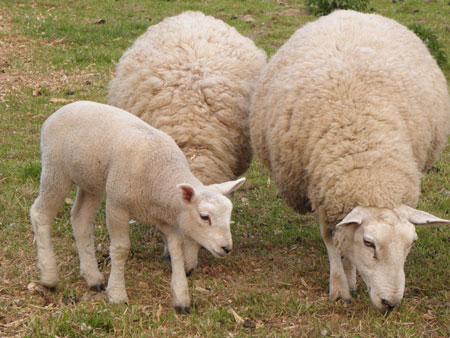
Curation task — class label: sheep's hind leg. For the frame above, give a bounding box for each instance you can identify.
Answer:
[158,223,190,314]
[30,171,72,289]
[71,188,105,290]
[320,225,352,304]
[105,201,130,304]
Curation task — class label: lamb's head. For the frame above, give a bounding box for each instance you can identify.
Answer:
[177,178,245,258]
[334,204,449,312]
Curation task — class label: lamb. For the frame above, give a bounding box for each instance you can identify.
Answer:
[30,101,245,314]
[250,10,450,312]
[107,11,266,267]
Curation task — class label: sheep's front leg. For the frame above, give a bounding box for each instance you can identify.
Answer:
[105,202,130,304]
[71,188,104,290]
[158,223,190,314]
[342,256,356,293]
[184,236,200,276]
[320,224,351,304]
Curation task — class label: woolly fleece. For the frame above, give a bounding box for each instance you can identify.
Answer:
[250,10,450,227]
[108,11,267,185]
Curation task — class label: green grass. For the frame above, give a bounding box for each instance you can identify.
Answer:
[0,0,449,337]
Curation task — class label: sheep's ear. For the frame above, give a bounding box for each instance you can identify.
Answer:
[212,177,246,195]
[177,184,196,204]
[397,205,450,226]
[336,207,366,227]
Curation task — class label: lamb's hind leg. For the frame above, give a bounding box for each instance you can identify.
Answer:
[30,170,72,289]
[71,188,104,290]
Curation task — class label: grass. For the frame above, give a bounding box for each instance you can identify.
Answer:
[0,0,449,337]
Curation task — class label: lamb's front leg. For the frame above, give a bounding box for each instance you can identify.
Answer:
[184,236,200,276]
[158,223,190,314]
[320,224,351,304]
[71,189,104,290]
[105,202,130,304]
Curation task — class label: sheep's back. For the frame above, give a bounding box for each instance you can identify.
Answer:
[108,11,267,185]
[250,10,450,213]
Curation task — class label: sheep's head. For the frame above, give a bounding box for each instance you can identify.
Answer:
[334,205,449,312]
[177,178,245,258]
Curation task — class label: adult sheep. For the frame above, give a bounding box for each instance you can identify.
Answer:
[250,10,450,312]
[108,11,266,268]
[108,11,266,184]
[30,101,245,314]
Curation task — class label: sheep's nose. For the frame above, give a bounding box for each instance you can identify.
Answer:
[381,299,398,312]
[222,246,232,254]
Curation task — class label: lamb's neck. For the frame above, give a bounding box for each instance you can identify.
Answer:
[131,154,203,226]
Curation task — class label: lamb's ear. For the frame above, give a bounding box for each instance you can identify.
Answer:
[212,177,246,195]
[177,184,196,204]
[397,205,450,225]
[336,206,366,227]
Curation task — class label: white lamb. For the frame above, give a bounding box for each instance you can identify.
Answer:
[108,11,266,268]
[250,10,450,312]
[30,101,245,314]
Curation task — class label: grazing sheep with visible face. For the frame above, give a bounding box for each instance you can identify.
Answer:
[250,10,450,312]
[107,11,266,269]
[30,101,245,314]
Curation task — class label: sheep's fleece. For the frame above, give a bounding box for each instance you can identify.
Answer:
[250,10,450,311]
[108,11,267,185]
[30,101,245,313]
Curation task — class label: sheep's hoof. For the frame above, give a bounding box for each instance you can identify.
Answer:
[343,298,352,304]
[186,268,194,277]
[43,285,56,292]
[162,253,171,261]
[90,284,106,292]
[174,306,190,315]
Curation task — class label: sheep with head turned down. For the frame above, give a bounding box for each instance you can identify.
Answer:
[250,10,450,312]
[107,11,266,269]
[30,101,245,314]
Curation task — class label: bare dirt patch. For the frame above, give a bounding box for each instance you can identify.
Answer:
[0,10,109,104]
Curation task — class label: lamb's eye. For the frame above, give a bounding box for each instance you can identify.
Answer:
[200,214,211,224]
[363,238,375,248]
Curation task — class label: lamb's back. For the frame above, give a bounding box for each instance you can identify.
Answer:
[41,101,186,195]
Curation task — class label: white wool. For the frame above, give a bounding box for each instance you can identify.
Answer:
[250,10,450,312]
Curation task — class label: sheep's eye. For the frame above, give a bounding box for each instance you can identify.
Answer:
[363,238,375,248]
[200,214,211,224]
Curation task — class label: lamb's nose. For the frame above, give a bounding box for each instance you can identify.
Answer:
[222,246,232,254]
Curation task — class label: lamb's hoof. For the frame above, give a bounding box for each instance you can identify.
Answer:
[162,253,171,261]
[343,298,352,304]
[174,306,190,315]
[90,284,106,292]
[186,268,194,277]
